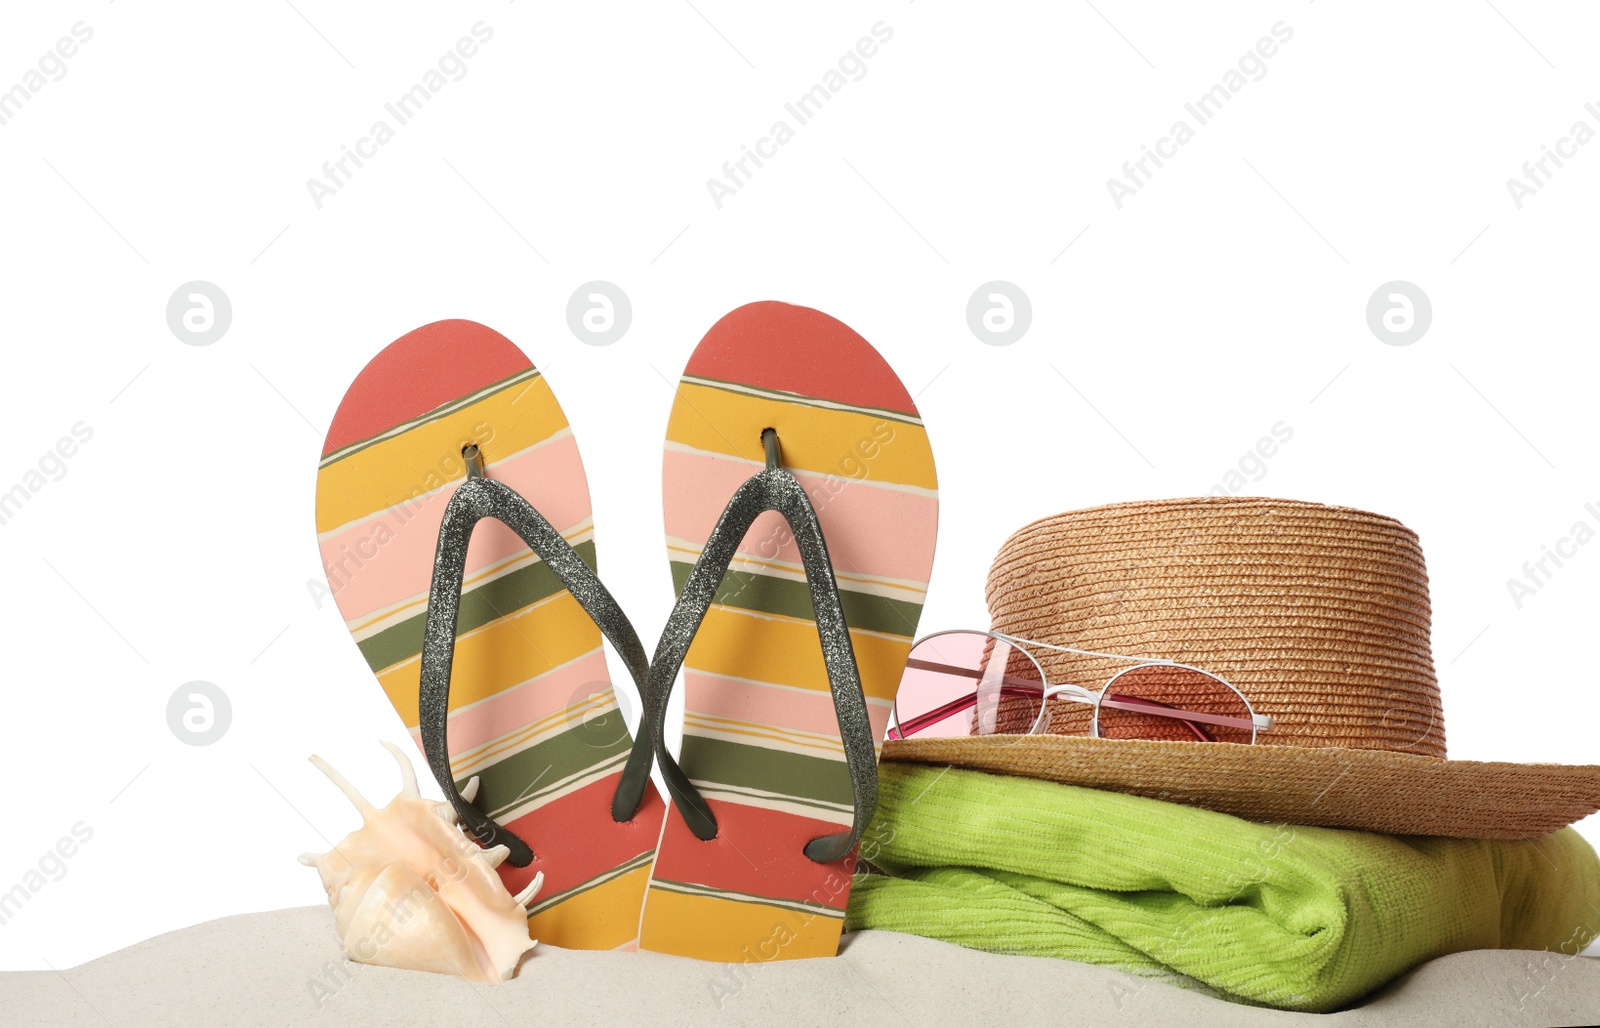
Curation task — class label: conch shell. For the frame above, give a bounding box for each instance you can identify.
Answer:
[299,742,542,983]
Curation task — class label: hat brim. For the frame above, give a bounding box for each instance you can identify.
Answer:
[880,736,1600,839]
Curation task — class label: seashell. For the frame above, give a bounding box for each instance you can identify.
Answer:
[299,741,543,983]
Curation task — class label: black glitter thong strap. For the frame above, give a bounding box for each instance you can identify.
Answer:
[417,445,652,868]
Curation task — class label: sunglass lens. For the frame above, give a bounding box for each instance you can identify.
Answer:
[1094,664,1257,744]
[891,632,1044,739]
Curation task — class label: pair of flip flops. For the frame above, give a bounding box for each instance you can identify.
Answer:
[314,302,938,960]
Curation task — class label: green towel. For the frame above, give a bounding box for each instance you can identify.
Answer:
[845,763,1600,1012]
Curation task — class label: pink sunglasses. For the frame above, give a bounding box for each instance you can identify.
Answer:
[888,629,1273,743]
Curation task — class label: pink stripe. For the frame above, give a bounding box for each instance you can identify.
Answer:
[324,436,591,621]
[408,649,615,756]
[663,450,936,584]
[684,671,893,743]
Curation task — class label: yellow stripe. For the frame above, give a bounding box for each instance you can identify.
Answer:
[529,864,652,951]
[376,591,602,729]
[639,887,843,961]
[666,382,936,490]
[316,376,568,532]
[684,605,911,703]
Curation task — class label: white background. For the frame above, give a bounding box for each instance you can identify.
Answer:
[1,1,1596,971]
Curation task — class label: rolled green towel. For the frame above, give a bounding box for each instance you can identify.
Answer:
[845,763,1600,1012]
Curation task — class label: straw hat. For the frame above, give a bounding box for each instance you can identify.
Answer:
[880,497,1600,839]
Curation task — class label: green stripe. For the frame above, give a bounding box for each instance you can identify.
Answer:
[320,367,542,468]
[528,850,654,914]
[360,540,597,673]
[683,373,921,425]
[649,877,844,917]
[468,726,633,822]
[670,560,922,638]
[679,735,853,809]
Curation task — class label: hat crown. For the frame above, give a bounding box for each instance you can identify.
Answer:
[986,497,1446,758]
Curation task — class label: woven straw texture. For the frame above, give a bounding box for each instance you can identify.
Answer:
[989,497,1444,755]
[880,497,1600,838]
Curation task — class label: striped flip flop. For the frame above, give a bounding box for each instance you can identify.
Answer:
[316,320,665,950]
[632,301,938,961]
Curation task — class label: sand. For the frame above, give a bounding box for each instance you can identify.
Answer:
[3,906,1595,1027]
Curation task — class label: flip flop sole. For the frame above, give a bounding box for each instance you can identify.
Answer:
[639,302,938,961]
[317,320,665,950]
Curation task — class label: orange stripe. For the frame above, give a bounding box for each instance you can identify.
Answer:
[528,864,654,950]
[666,382,935,489]
[685,605,911,702]
[375,591,602,729]
[638,888,843,962]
